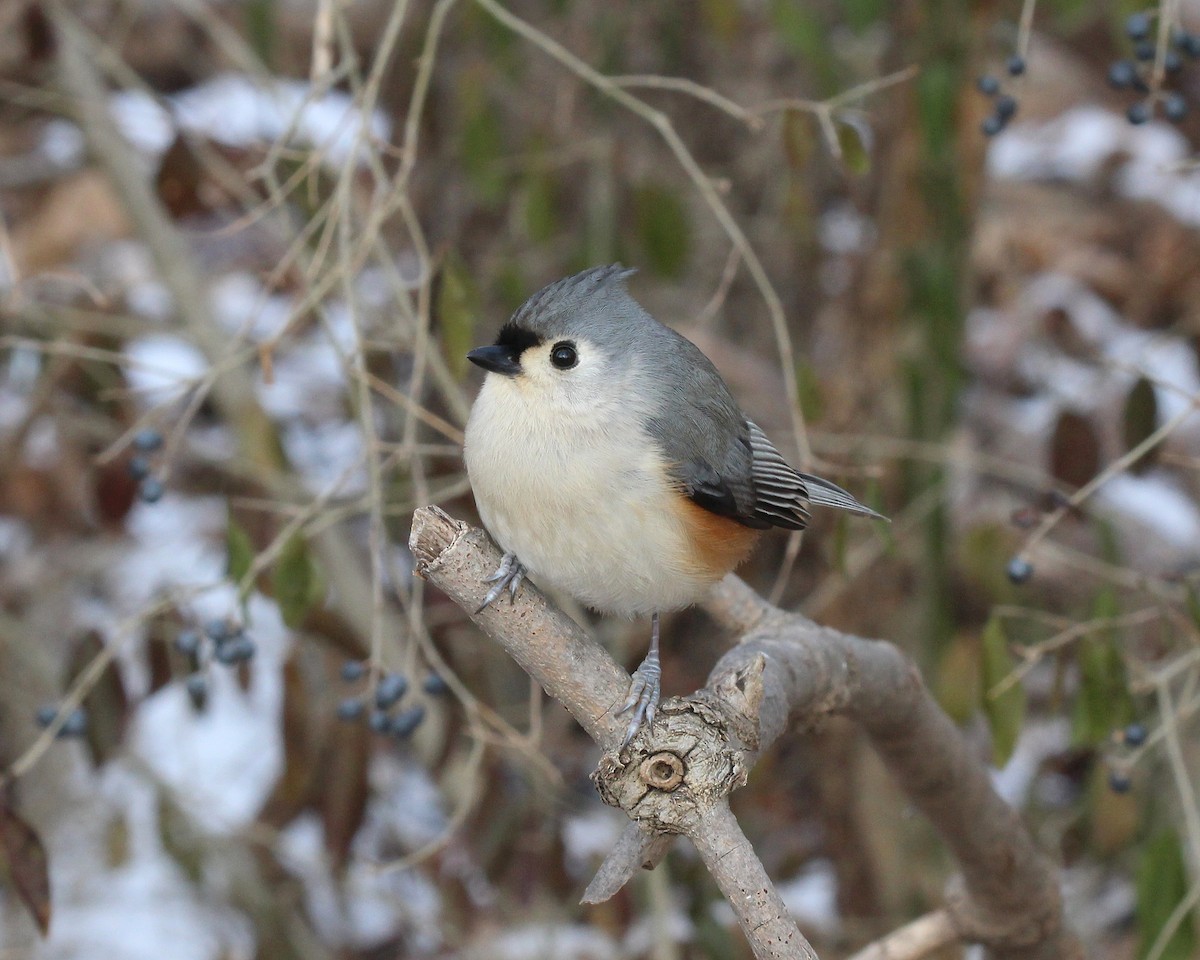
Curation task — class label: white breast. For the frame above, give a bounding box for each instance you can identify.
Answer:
[463,374,714,615]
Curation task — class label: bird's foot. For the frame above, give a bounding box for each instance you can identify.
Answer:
[476,552,526,613]
[617,614,662,746]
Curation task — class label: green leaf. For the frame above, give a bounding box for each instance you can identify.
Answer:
[524,172,559,244]
[1072,589,1133,744]
[273,535,324,629]
[460,80,505,204]
[835,119,870,175]
[1185,585,1200,632]
[0,796,51,935]
[980,616,1026,766]
[632,183,691,278]
[226,515,254,586]
[781,109,814,171]
[937,634,981,724]
[1123,376,1160,473]
[244,0,276,69]
[1137,828,1197,960]
[437,253,477,381]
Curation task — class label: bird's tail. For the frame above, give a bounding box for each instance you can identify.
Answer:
[800,473,890,522]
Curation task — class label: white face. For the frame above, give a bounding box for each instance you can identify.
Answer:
[511,335,621,418]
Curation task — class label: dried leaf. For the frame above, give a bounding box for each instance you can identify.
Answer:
[1122,377,1159,473]
[1050,410,1100,490]
[66,631,128,767]
[319,718,370,871]
[980,616,1025,767]
[259,659,320,827]
[0,796,51,935]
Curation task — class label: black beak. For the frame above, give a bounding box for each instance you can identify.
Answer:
[467,344,522,377]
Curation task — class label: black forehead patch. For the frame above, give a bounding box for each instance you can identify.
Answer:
[495,322,543,354]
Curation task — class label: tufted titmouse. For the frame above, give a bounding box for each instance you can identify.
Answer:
[463,264,885,743]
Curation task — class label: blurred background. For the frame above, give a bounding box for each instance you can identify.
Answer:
[1,0,1199,958]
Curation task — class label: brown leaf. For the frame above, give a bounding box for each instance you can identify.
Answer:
[0,794,51,935]
[319,717,370,872]
[65,631,129,767]
[258,658,321,828]
[1050,410,1100,490]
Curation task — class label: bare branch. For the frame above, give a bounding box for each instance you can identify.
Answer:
[409,507,1082,960]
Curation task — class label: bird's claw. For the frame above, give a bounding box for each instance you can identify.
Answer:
[476,553,526,613]
[617,652,661,747]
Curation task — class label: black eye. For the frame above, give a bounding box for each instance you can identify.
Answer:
[549,341,578,369]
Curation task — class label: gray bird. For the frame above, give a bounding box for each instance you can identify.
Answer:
[464,265,885,743]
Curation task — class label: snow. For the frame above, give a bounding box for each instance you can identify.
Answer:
[35,764,255,960]
[122,334,210,406]
[990,719,1071,807]
[103,73,391,169]
[470,924,619,960]
[1095,470,1200,551]
[989,105,1200,226]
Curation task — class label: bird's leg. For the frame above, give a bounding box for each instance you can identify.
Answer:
[618,612,662,746]
[476,552,526,613]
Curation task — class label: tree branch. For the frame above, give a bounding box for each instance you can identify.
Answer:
[409,507,1081,960]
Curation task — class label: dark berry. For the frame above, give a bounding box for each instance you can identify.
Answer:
[175,630,201,657]
[1134,40,1156,62]
[1178,32,1200,58]
[1108,770,1133,793]
[422,672,449,696]
[205,619,233,641]
[1165,50,1183,73]
[34,704,58,728]
[1128,101,1153,124]
[1126,12,1152,41]
[336,697,365,722]
[185,674,208,707]
[340,660,366,683]
[375,673,408,710]
[389,705,426,738]
[215,636,255,665]
[976,74,1000,96]
[128,456,151,480]
[368,710,390,733]
[1006,557,1033,585]
[1107,60,1138,89]
[139,477,164,503]
[1124,722,1148,746]
[994,95,1018,120]
[132,428,164,453]
[982,114,1006,137]
[1164,92,1189,122]
[1006,55,1026,76]
[58,707,88,738]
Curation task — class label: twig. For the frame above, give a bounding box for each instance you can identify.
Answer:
[844,909,957,960]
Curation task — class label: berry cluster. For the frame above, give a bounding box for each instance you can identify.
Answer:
[976,55,1026,137]
[128,428,166,504]
[1107,13,1197,124]
[34,703,88,738]
[336,661,447,739]
[176,619,258,707]
[1106,722,1148,793]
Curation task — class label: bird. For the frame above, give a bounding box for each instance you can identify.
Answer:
[463,264,886,744]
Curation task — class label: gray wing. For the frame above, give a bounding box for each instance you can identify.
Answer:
[640,326,885,530]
